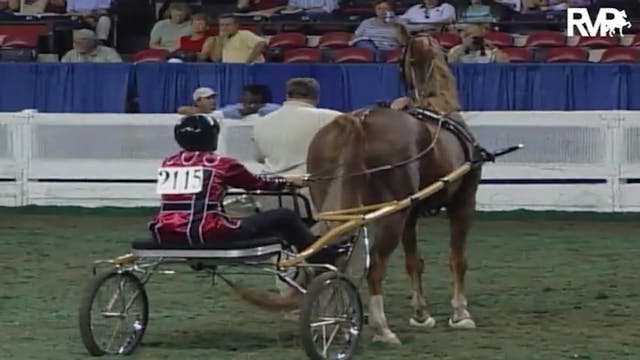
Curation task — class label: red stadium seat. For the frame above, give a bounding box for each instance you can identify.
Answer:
[501,47,533,63]
[630,34,640,47]
[525,31,565,47]
[283,48,321,63]
[268,32,306,48]
[133,48,169,63]
[486,32,513,48]
[599,47,640,63]
[318,32,353,49]
[385,48,403,63]
[2,34,39,48]
[332,47,374,63]
[576,36,619,48]
[543,47,589,63]
[432,32,461,49]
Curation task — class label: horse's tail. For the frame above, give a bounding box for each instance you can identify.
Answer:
[326,114,367,173]
[221,277,302,311]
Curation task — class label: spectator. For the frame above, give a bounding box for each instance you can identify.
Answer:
[458,0,494,24]
[352,0,407,62]
[0,0,18,12]
[61,28,122,62]
[174,13,214,61]
[177,87,217,116]
[149,2,191,51]
[252,78,342,176]
[281,0,338,17]
[208,14,266,63]
[236,0,287,16]
[217,85,280,119]
[400,0,456,31]
[447,25,509,63]
[65,0,113,43]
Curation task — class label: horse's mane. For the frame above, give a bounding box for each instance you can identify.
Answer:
[406,35,462,116]
[422,51,461,115]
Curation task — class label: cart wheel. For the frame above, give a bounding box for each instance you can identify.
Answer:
[79,270,149,356]
[299,271,363,360]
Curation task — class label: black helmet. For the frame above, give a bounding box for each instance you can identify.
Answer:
[174,114,220,151]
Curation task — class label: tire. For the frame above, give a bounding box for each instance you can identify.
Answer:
[79,270,149,356]
[299,271,364,360]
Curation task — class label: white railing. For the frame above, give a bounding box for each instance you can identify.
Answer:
[0,110,639,212]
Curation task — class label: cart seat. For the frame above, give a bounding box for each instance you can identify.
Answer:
[131,237,283,259]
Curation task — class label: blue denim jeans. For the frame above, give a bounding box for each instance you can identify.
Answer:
[353,40,387,62]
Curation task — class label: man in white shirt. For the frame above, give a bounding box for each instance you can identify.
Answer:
[252,77,342,308]
[400,0,456,31]
[253,77,342,176]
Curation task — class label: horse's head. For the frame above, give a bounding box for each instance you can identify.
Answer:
[400,32,460,113]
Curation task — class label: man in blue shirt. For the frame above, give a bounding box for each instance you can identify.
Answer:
[218,84,280,119]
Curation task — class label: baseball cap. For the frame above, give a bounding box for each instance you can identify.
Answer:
[73,29,97,40]
[193,87,216,101]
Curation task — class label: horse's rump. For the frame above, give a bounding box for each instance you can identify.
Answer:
[307,106,476,216]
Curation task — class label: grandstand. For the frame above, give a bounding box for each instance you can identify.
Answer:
[0,0,639,64]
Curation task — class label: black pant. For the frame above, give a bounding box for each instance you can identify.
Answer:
[231,208,315,252]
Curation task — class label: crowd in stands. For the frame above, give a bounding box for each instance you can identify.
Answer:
[0,0,640,63]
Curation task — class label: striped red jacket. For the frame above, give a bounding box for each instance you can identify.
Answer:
[148,151,287,245]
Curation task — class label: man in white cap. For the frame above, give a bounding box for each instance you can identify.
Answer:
[61,29,121,63]
[177,87,217,116]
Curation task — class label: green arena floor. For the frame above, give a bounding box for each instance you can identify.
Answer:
[1,207,638,360]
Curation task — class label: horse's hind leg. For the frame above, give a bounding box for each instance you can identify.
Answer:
[367,213,405,345]
[402,211,436,328]
[446,188,477,329]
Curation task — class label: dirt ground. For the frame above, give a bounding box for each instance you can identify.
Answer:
[1,207,638,360]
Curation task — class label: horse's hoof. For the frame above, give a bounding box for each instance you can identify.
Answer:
[448,317,476,329]
[409,316,436,328]
[372,332,402,345]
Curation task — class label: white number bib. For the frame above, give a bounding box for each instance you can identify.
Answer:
[156,166,205,195]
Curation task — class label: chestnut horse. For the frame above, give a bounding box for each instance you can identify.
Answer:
[305,34,482,344]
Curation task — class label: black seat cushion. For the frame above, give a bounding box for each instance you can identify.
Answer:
[132,236,282,251]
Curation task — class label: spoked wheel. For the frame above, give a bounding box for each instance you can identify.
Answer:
[79,270,149,356]
[300,271,364,360]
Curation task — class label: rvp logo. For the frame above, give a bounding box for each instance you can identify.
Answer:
[567,8,631,37]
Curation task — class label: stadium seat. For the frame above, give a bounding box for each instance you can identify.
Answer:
[283,48,321,63]
[2,34,39,48]
[385,48,403,63]
[543,47,589,63]
[318,32,353,49]
[630,34,640,47]
[501,47,533,63]
[524,31,565,47]
[599,47,640,63]
[485,32,513,48]
[432,32,461,49]
[133,48,169,63]
[268,32,306,48]
[332,47,374,63]
[576,36,619,48]
[0,48,36,62]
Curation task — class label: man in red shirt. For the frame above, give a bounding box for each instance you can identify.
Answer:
[176,13,213,61]
[149,114,335,261]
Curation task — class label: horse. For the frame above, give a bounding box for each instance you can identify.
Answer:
[304,33,483,344]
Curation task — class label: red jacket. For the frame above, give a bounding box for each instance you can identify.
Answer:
[148,151,287,245]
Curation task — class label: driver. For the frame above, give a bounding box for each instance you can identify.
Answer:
[148,114,337,262]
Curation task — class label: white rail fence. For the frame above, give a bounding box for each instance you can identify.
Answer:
[0,110,639,212]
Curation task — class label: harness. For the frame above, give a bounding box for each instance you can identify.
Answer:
[401,106,495,167]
